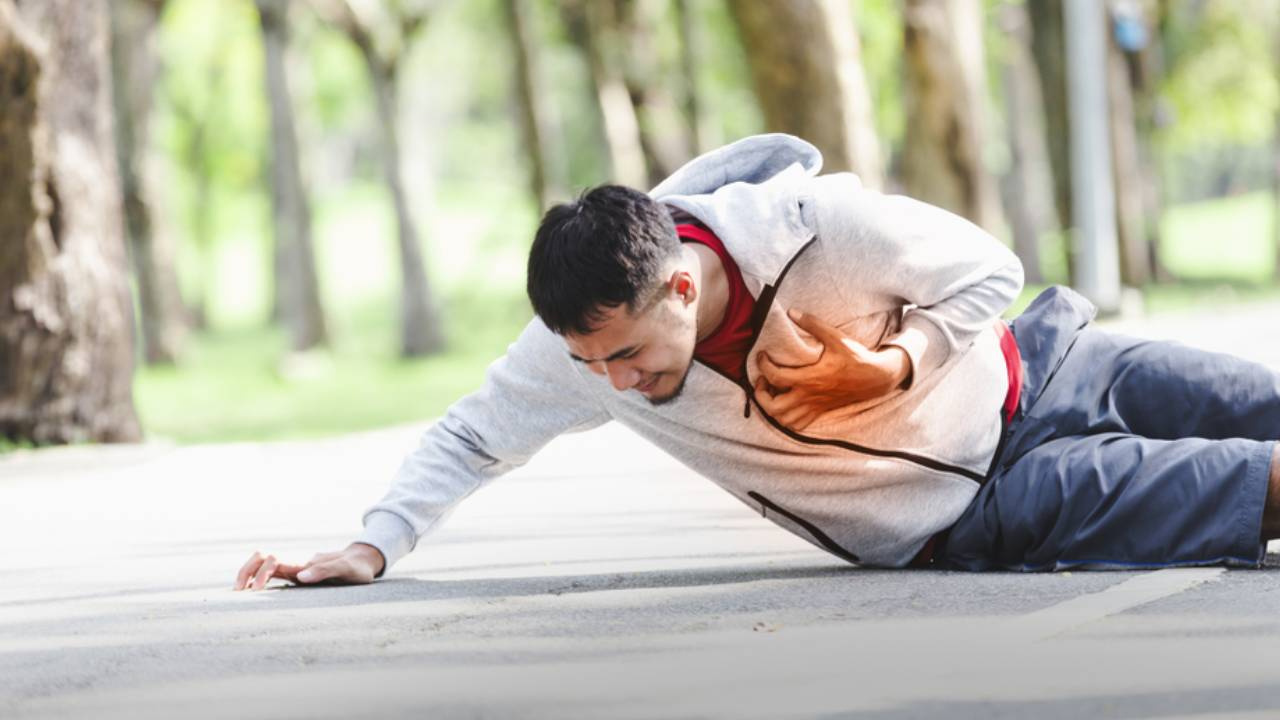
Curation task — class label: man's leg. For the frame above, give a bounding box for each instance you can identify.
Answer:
[943,433,1273,571]
[1028,328,1280,442]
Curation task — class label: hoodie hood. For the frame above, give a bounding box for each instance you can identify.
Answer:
[649,134,827,292]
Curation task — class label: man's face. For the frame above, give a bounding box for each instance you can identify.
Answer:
[564,290,699,405]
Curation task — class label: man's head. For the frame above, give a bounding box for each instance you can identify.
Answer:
[527,185,701,405]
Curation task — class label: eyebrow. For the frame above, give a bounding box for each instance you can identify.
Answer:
[568,345,639,364]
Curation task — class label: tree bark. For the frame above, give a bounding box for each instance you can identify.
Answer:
[0,0,142,444]
[727,0,883,187]
[997,2,1056,283]
[901,0,1005,233]
[255,0,328,352]
[501,0,558,210]
[111,0,186,364]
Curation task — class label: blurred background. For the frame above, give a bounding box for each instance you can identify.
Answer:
[2,0,1279,448]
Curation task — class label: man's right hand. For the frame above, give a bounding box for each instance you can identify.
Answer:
[233,542,386,591]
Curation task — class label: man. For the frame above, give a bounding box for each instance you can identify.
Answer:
[235,134,1280,591]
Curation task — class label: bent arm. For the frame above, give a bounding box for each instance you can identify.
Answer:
[809,174,1024,388]
[357,319,609,576]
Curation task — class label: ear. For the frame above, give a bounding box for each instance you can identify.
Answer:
[668,270,697,306]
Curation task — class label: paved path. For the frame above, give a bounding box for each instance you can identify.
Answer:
[3,298,1280,719]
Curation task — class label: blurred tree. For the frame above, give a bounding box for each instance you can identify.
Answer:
[727,0,883,187]
[617,0,695,184]
[900,0,1005,233]
[311,0,445,357]
[255,0,329,353]
[1028,0,1074,280]
[502,0,560,210]
[673,0,707,154]
[1106,0,1152,286]
[0,0,141,443]
[997,1,1056,283]
[111,0,188,365]
[560,0,649,187]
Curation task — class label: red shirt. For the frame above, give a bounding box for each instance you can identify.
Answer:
[678,223,755,384]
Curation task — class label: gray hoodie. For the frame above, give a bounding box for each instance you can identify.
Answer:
[357,134,1025,572]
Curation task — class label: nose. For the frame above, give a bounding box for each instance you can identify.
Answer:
[604,360,640,392]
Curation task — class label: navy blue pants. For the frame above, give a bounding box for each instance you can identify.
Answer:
[941,286,1277,571]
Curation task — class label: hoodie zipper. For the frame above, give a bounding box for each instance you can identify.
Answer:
[696,235,986,484]
[748,491,860,564]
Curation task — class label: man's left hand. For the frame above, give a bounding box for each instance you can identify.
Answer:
[753,309,912,430]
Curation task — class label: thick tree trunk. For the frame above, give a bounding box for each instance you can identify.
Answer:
[997,2,1055,283]
[1028,0,1074,281]
[1106,25,1149,287]
[562,0,648,188]
[901,0,1005,233]
[367,56,444,357]
[0,0,141,444]
[111,0,186,364]
[727,0,883,187]
[501,0,559,210]
[255,0,328,352]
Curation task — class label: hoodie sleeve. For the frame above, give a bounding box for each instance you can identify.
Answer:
[808,173,1025,389]
[357,318,610,575]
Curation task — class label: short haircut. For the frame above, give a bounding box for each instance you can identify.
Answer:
[527,185,681,336]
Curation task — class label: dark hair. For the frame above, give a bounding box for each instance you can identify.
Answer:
[527,185,680,335]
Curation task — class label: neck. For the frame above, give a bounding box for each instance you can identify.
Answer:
[687,243,729,343]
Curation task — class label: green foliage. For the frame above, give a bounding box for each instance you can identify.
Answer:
[1157,1,1279,152]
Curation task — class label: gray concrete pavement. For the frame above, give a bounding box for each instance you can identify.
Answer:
[3,297,1280,719]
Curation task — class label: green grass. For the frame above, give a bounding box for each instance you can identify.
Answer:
[1159,191,1278,283]
[134,292,532,444]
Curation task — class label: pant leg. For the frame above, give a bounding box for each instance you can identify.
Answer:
[943,433,1273,571]
[1037,328,1280,442]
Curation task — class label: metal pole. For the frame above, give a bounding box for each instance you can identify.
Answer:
[1064,0,1121,313]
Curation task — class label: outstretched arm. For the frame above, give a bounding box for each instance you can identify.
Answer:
[232,319,608,590]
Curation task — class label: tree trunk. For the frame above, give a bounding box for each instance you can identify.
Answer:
[562,0,648,188]
[673,0,707,155]
[255,0,328,352]
[0,0,142,444]
[367,55,444,357]
[616,0,694,186]
[727,0,883,187]
[111,0,186,364]
[901,0,1006,233]
[1028,0,1074,281]
[997,2,1055,283]
[1106,19,1149,287]
[501,0,559,211]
